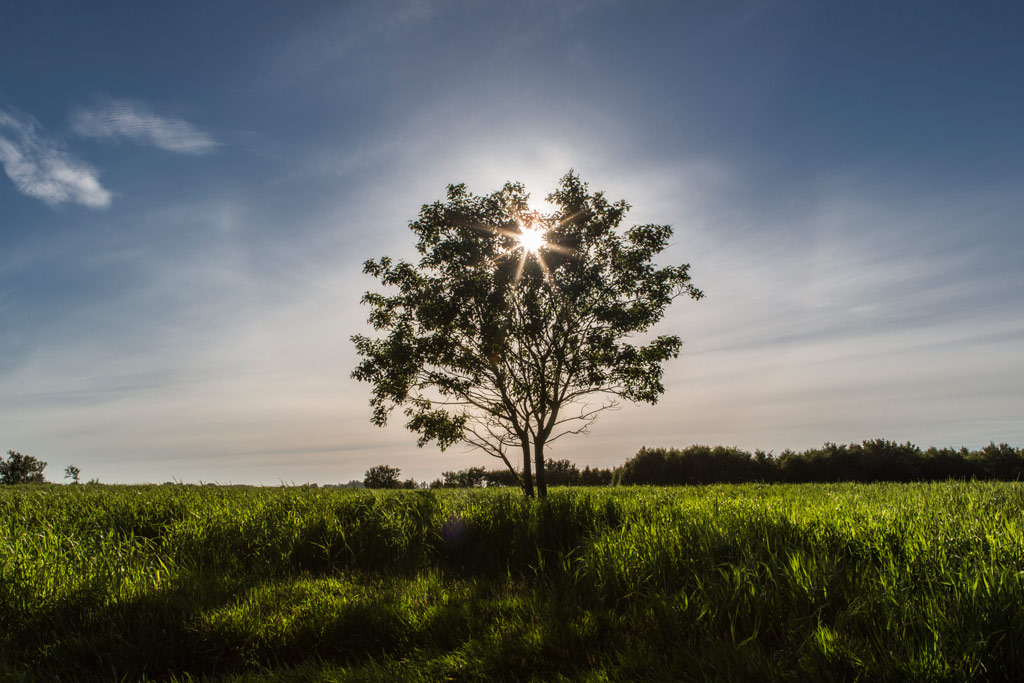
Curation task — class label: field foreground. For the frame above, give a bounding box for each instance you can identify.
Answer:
[2,483,1023,681]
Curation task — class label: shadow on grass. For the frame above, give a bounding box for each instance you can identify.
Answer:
[2,565,622,681]
[4,564,808,682]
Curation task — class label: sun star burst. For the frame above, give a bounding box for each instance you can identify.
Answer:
[517,225,547,254]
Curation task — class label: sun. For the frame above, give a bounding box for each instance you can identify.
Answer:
[517,225,547,254]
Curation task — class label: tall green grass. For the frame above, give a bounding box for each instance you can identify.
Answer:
[2,483,1023,680]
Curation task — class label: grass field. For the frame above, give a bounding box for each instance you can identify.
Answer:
[2,482,1023,681]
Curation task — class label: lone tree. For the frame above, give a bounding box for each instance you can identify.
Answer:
[0,450,47,484]
[353,172,701,497]
[364,464,402,489]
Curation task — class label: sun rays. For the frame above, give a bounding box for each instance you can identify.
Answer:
[465,206,579,289]
[516,225,547,254]
[504,212,581,288]
[510,216,554,286]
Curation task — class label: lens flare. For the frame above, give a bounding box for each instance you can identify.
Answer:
[517,226,546,254]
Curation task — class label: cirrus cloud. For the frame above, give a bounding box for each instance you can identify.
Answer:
[0,107,111,208]
[71,98,219,154]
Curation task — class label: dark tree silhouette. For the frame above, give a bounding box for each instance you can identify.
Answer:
[615,440,1024,486]
[353,172,701,497]
[363,464,402,489]
[1,451,47,484]
[441,467,486,488]
[543,459,581,486]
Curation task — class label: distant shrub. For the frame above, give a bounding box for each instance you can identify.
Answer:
[364,465,402,489]
[440,467,486,488]
[0,451,47,484]
[482,462,614,488]
[483,468,520,487]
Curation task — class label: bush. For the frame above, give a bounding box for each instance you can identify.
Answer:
[543,459,580,486]
[363,465,402,489]
[441,467,486,488]
[481,463,615,487]
[0,451,47,484]
[483,468,520,487]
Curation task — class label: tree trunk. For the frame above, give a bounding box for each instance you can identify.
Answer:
[520,440,534,498]
[534,438,548,498]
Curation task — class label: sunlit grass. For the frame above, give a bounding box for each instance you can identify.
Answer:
[2,483,1022,680]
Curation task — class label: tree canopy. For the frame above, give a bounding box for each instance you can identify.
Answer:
[352,172,701,497]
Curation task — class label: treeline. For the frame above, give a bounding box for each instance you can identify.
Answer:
[475,460,615,488]
[370,440,1024,489]
[618,441,1024,485]
[363,461,614,489]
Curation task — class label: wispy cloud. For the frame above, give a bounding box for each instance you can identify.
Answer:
[71,98,218,154]
[0,107,111,208]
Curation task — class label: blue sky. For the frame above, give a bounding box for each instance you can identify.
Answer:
[2,1,1022,484]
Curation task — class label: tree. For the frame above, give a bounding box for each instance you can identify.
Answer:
[543,458,581,486]
[441,466,486,488]
[363,464,402,489]
[0,450,47,484]
[482,467,520,487]
[65,464,81,484]
[352,172,702,497]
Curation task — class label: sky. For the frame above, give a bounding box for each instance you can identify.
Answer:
[1,1,1022,485]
